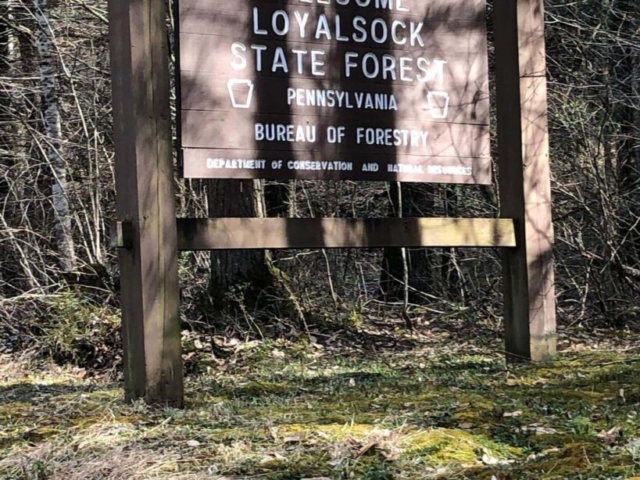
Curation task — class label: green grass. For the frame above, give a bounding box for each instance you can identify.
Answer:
[2,332,640,479]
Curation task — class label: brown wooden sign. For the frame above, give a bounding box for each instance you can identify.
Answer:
[178,0,491,183]
[109,0,556,406]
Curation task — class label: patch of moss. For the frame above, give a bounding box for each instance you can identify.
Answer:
[506,442,615,479]
[402,428,520,466]
[233,381,292,397]
[277,422,377,442]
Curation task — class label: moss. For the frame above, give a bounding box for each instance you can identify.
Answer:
[402,429,481,464]
[259,451,334,480]
[233,381,292,397]
[4,348,640,480]
[507,442,606,479]
[277,422,377,442]
[527,433,593,451]
[347,309,365,328]
[402,428,521,466]
[450,396,499,424]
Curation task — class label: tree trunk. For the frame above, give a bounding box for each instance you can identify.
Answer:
[35,0,76,273]
[380,182,435,302]
[208,179,274,307]
[440,186,463,301]
[615,31,640,266]
[0,0,17,198]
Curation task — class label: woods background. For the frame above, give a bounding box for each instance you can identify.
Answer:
[0,0,639,369]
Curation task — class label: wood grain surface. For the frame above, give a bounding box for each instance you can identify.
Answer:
[178,0,491,183]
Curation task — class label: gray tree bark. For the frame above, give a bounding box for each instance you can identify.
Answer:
[208,179,273,305]
[35,0,76,273]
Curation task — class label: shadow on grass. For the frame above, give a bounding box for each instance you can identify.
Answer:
[0,381,120,452]
[0,382,103,406]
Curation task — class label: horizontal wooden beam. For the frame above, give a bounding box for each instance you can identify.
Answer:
[176,218,517,250]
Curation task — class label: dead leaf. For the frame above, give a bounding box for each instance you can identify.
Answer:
[627,438,640,448]
[503,410,523,418]
[482,453,501,465]
[382,450,401,461]
[534,426,558,435]
[597,426,621,445]
[482,452,515,467]
[356,441,376,457]
[459,422,475,429]
[259,454,285,466]
[283,435,301,443]
[523,424,557,435]
[526,447,560,461]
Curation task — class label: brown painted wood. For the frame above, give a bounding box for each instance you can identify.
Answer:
[178,31,488,74]
[181,112,490,153]
[108,0,184,405]
[494,0,557,362]
[181,148,491,184]
[176,218,517,250]
[181,110,490,177]
[180,70,490,124]
[179,0,487,32]
[177,0,491,183]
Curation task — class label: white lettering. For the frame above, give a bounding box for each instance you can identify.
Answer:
[352,16,367,43]
[291,49,308,74]
[293,11,309,38]
[255,123,317,143]
[345,52,358,78]
[410,21,424,47]
[391,20,406,45]
[311,50,325,76]
[362,53,379,79]
[315,14,332,40]
[272,47,289,73]
[250,44,267,71]
[370,18,388,44]
[356,127,429,147]
[272,10,290,36]
[230,42,247,71]
[252,7,267,35]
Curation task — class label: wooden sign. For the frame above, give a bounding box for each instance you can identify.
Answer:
[109,0,556,406]
[178,0,491,184]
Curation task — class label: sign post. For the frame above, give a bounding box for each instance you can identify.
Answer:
[108,0,184,406]
[494,0,557,361]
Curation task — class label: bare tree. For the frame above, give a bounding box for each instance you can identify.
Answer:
[34,0,75,273]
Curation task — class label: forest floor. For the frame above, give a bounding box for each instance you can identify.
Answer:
[2,316,640,480]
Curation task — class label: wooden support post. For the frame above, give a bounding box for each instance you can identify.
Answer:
[494,0,557,362]
[108,0,183,405]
